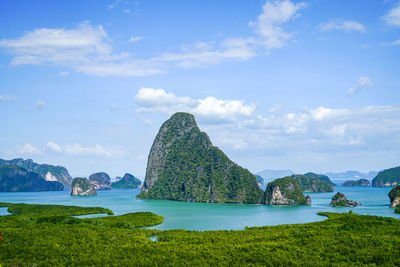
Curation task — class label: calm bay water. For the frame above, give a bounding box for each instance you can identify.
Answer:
[0,186,398,230]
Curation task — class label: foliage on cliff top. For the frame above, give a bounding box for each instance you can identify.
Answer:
[303,172,335,186]
[291,174,334,192]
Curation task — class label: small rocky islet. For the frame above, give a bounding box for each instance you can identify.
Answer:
[330,192,359,207]
[71,177,97,196]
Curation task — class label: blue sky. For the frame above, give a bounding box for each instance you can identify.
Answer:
[1,0,399,179]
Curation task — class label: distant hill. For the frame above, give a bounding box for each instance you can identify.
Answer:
[372,166,400,187]
[0,165,63,192]
[323,171,378,180]
[256,169,294,180]
[0,158,72,187]
[112,173,141,189]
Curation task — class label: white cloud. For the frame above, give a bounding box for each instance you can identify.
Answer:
[250,0,306,48]
[0,95,16,102]
[380,39,400,46]
[36,100,46,109]
[46,142,123,158]
[135,88,256,123]
[0,1,305,76]
[0,22,111,66]
[129,36,144,43]
[0,23,162,77]
[17,143,42,155]
[319,20,366,33]
[347,77,373,96]
[383,2,400,26]
[46,141,62,152]
[124,9,131,14]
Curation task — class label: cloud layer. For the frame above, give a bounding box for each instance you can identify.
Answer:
[0,0,306,77]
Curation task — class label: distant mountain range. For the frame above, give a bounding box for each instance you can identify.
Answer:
[256,169,378,181]
[322,171,378,180]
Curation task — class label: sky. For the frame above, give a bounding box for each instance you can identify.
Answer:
[0,0,399,179]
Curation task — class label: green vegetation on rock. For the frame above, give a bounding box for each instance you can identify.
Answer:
[137,112,263,204]
[0,165,64,192]
[343,179,370,187]
[111,173,141,189]
[372,166,400,187]
[265,177,307,205]
[71,177,97,196]
[330,192,359,207]
[1,203,400,265]
[389,185,400,208]
[291,174,334,192]
[303,172,335,186]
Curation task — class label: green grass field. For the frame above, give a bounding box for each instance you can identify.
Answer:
[0,203,399,266]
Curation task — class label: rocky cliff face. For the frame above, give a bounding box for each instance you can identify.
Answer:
[0,165,64,192]
[342,179,370,187]
[330,192,359,207]
[291,174,334,192]
[137,112,264,204]
[0,158,72,187]
[111,173,141,189]
[265,177,307,205]
[372,166,400,187]
[389,186,400,208]
[89,172,111,190]
[71,178,97,196]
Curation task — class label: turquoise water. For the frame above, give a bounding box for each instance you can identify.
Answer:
[0,186,398,230]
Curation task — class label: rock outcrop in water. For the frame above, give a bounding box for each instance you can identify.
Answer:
[89,172,111,190]
[343,179,370,187]
[372,166,400,187]
[0,165,64,192]
[0,158,72,187]
[389,186,400,208]
[137,112,264,204]
[71,177,97,196]
[330,192,359,207]
[111,173,141,189]
[265,177,308,205]
[291,174,334,192]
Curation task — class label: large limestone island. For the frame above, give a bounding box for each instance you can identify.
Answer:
[137,112,264,204]
[71,177,97,196]
[89,172,111,190]
[372,166,400,187]
[0,158,72,187]
[0,165,63,192]
[330,192,359,207]
[343,179,370,187]
[265,177,310,205]
[112,173,141,189]
[291,174,334,192]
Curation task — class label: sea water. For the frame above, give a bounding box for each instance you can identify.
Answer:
[0,186,398,230]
